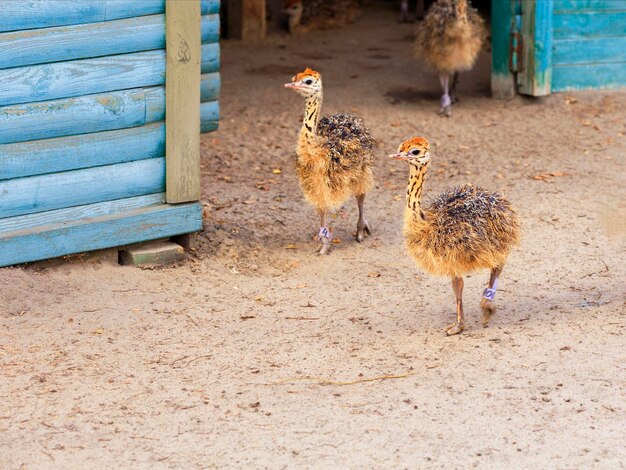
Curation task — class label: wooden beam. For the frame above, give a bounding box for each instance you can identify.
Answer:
[165,0,202,203]
[519,0,553,96]
[228,0,266,40]
[0,158,165,219]
[491,0,516,99]
[0,199,202,268]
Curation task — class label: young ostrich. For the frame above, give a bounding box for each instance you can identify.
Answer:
[285,68,375,255]
[414,0,486,116]
[389,137,520,335]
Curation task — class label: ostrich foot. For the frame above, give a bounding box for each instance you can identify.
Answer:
[356,220,372,242]
[316,227,332,255]
[480,298,497,326]
[439,93,452,117]
[445,320,464,336]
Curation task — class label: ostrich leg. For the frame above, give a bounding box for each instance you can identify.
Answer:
[480,265,503,326]
[317,210,332,255]
[446,277,465,335]
[450,72,460,103]
[399,0,411,22]
[355,194,372,242]
[439,73,452,117]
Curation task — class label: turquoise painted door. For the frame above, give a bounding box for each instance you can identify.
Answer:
[493,0,626,97]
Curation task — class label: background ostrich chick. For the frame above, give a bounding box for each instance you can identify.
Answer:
[415,0,486,116]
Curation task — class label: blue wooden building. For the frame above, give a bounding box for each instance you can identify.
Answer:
[492,0,626,98]
[0,0,221,267]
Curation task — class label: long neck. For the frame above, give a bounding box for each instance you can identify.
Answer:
[302,93,323,138]
[406,163,428,217]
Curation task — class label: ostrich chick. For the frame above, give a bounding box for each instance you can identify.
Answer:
[415,0,486,116]
[390,138,520,335]
[285,68,374,255]
[284,0,360,34]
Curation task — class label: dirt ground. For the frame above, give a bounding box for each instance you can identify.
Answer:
[1,4,625,469]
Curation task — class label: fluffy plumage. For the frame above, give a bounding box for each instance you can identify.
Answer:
[296,114,374,211]
[286,67,374,253]
[414,0,486,73]
[405,184,520,277]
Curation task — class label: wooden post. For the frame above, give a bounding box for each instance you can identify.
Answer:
[165,0,201,204]
[518,0,553,96]
[227,0,266,41]
[491,0,516,99]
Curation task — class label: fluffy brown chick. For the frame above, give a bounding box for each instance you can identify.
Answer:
[414,0,486,116]
[390,137,520,335]
[285,68,375,255]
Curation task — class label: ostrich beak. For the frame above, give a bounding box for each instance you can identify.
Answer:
[389,152,408,161]
[284,82,300,90]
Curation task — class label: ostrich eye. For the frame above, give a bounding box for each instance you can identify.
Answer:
[410,149,421,156]
[304,79,313,85]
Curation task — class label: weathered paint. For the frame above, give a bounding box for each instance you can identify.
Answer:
[0,201,202,267]
[554,0,626,11]
[552,62,626,91]
[201,43,221,74]
[0,14,219,69]
[0,1,217,33]
[0,194,166,233]
[0,87,165,144]
[200,73,221,102]
[490,0,516,99]
[0,158,165,219]
[553,12,626,37]
[0,50,166,106]
[518,0,553,96]
[201,101,220,130]
[0,123,165,180]
[553,37,626,65]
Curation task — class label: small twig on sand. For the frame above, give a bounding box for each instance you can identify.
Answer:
[284,316,320,320]
[184,355,212,367]
[267,372,416,386]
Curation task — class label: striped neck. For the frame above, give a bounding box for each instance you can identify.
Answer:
[302,93,322,138]
[406,163,428,217]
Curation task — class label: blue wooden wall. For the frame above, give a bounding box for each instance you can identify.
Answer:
[0,0,221,267]
[552,0,626,91]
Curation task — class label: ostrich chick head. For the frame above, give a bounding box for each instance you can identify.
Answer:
[389,137,431,167]
[284,0,303,33]
[284,67,322,98]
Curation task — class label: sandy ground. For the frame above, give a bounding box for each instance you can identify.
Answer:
[1,4,625,469]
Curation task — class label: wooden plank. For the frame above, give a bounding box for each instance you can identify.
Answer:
[0,158,165,219]
[200,101,220,127]
[201,0,221,15]
[0,88,145,145]
[200,73,221,102]
[0,201,202,267]
[201,43,221,73]
[519,0,553,96]
[0,14,219,70]
[201,14,221,43]
[145,87,167,123]
[0,50,166,107]
[554,0,626,13]
[0,123,165,180]
[553,62,626,91]
[165,0,202,204]
[553,37,626,65]
[0,194,165,233]
[0,1,165,33]
[0,87,166,145]
[553,12,626,38]
[0,15,165,69]
[201,120,219,133]
[491,0,516,99]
